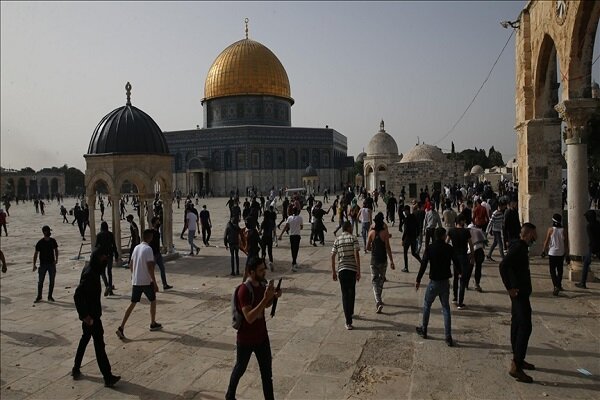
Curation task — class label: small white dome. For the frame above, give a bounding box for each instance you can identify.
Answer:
[366,120,398,156]
[400,144,447,163]
[470,165,484,174]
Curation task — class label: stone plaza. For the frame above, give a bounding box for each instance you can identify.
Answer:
[1,198,598,399]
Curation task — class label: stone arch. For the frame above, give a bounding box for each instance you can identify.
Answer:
[377,164,387,172]
[188,158,205,170]
[50,178,59,194]
[115,169,150,195]
[567,1,600,98]
[40,177,49,196]
[86,170,115,196]
[17,177,27,197]
[534,34,560,119]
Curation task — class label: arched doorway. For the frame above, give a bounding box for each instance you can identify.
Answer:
[40,178,50,197]
[51,178,59,195]
[365,165,374,192]
[377,165,388,193]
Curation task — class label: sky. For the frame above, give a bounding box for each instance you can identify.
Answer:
[1,1,599,172]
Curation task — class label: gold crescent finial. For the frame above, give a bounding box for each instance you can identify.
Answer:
[125,82,132,105]
[245,18,249,39]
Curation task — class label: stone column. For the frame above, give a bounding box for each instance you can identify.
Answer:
[87,192,97,248]
[515,118,563,255]
[555,98,600,281]
[162,189,174,253]
[111,186,122,257]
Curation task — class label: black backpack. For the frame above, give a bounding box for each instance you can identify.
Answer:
[231,281,254,330]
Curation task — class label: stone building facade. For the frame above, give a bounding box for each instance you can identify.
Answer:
[514,0,599,274]
[1,170,65,199]
[164,33,353,196]
[364,122,463,199]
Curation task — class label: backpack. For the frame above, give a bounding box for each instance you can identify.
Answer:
[231,281,254,330]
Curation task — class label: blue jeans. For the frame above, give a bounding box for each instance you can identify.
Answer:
[188,229,199,253]
[154,252,168,287]
[580,250,592,284]
[361,222,370,248]
[421,279,452,338]
[487,231,505,259]
[37,263,56,298]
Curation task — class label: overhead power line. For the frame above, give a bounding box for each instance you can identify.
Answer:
[434,28,515,146]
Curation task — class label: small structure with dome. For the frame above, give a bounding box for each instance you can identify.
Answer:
[363,121,463,199]
[302,165,319,194]
[84,82,174,257]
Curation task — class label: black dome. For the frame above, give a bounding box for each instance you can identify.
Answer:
[87,104,169,155]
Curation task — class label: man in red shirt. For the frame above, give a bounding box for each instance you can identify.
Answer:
[473,199,489,230]
[226,257,282,400]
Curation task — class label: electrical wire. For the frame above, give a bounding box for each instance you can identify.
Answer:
[434,29,516,146]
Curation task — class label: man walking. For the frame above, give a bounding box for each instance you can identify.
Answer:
[447,214,474,309]
[0,208,7,236]
[401,205,422,272]
[278,207,303,272]
[415,227,454,347]
[72,247,121,387]
[499,223,537,383]
[115,229,162,340]
[487,199,507,261]
[150,216,172,290]
[33,225,58,303]
[331,221,361,329]
[367,213,395,313]
[199,205,212,246]
[576,210,600,289]
[503,197,521,249]
[95,221,119,296]
[185,205,201,256]
[226,257,281,400]
[126,214,140,266]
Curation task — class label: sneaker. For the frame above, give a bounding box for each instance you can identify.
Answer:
[150,322,163,331]
[457,304,466,310]
[47,296,55,302]
[552,287,560,296]
[291,264,298,272]
[401,267,409,273]
[475,284,482,292]
[34,297,42,303]
[104,374,121,387]
[574,283,587,289]
[376,303,383,314]
[195,247,200,255]
[115,326,125,340]
[71,368,82,380]
[416,326,427,339]
[509,362,533,383]
[108,290,114,296]
[163,285,173,290]
[345,324,353,330]
[445,336,454,347]
[104,288,109,297]
[188,252,194,256]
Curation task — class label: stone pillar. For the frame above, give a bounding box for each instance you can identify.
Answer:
[515,118,562,255]
[555,98,600,281]
[87,192,97,249]
[163,190,174,253]
[111,186,122,257]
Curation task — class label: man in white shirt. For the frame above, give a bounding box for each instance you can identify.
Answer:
[278,207,303,271]
[116,229,162,340]
[186,207,201,256]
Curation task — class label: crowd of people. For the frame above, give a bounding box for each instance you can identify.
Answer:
[1,178,598,393]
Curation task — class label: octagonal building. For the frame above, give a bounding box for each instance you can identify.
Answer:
[164,30,353,196]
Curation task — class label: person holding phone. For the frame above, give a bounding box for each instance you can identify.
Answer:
[226,257,281,400]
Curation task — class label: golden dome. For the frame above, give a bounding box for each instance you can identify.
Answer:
[203,39,293,104]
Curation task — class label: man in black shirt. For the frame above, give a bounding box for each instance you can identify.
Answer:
[413,202,425,254]
[95,221,119,296]
[415,227,454,346]
[33,225,58,303]
[150,216,172,290]
[386,193,397,226]
[503,197,521,249]
[72,247,120,387]
[199,205,212,246]
[446,215,474,309]
[401,205,422,272]
[499,222,537,384]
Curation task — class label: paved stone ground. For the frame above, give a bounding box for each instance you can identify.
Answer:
[1,197,599,399]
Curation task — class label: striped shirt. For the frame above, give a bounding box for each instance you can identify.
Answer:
[488,209,504,232]
[331,231,360,273]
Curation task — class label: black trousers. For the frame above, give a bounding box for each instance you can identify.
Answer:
[201,225,211,245]
[290,235,301,264]
[548,255,564,289]
[424,227,435,251]
[338,269,357,325]
[510,295,532,368]
[472,248,484,285]
[73,318,112,378]
[403,238,421,269]
[226,339,274,400]
[261,238,273,262]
